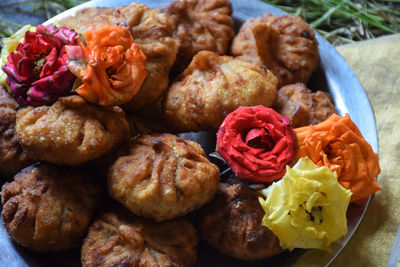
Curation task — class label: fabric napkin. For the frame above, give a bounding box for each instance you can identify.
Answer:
[293,33,400,267]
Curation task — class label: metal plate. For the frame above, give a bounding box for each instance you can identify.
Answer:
[0,0,379,266]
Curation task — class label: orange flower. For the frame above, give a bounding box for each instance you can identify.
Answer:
[69,24,146,106]
[295,113,381,203]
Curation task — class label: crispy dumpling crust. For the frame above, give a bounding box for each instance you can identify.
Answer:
[274,83,336,128]
[159,0,235,73]
[1,163,101,252]
[231,14,319,88]
[108,133,220,222]
[163,50,278,132]
[198,178,283,260]
[0,87,33,178]
[81,211,198,267]
[16,95,129,165]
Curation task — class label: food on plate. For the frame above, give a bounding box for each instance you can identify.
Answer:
[274,83,336,128]
[2,25,78,107]
[163,51,278,132]
[108,133,220,222]
[81,211,198,267]
[0,0,382,264]
[0,87,33,178]
[15,95,129,165]
[158,0,235,73]
[198,178,283,260]
[217,105,297,183]
[295,114,381,203]
[1,163,101,252]
[58,3,176,110]
[259,157,352,251]
[66,24,147,106]
[231,14,319,87]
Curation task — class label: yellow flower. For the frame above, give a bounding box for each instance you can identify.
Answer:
[0,25,36,87]
[259,157,352,251]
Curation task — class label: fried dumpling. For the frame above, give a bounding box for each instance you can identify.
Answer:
[81,211,198,267]
[198,178,283,260]
[231,14,319,88]
[108,133,220,222]
[163,50,278,132]
[274,83,337,128]
[1,163,101,252]
[16,95,129,165]
[0,86,33,178]
[159,0,235,74]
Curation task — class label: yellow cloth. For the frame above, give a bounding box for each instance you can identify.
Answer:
[293,34,400,266]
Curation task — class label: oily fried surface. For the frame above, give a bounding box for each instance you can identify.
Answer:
[108,133,220,222]
[58,3,176,111]
[163,50,278,132]
[1,163,101,252]
[158,0,235,74]
[81,211,198,267]
[231,14,319,88]
[15,95,129,165]
[274,83,336,128]
[0,87,33,178]
[198,178,283,260]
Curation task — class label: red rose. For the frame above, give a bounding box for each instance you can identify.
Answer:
[217,105,297,182]
[2,25,77,106]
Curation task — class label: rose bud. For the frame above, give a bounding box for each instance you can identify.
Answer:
[2,25,78,107]
[217,105,297,183]
[67,24,147,106]
[295,113,381,203]
[259,157,352,251]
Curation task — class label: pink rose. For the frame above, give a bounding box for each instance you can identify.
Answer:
[2,25,77,106]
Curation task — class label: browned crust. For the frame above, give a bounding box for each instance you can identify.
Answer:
[81,211,198,267]
[15,95,129,165]
[198,178,284,260]
[0,87,33,178]
[158,0,235,74]
[108,133,220,222]
[274,83,336,128]
[1,163,101,252]
[231,14,319,87]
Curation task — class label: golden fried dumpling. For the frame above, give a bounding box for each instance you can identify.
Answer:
[81,211,198,267]
[108,133,220,222]
[1,163,101,252]
[163,50,278,132]
[58,3,176,110]
[274,83,336,128]
[159,0,235,73]
[198,178,283,260]
[15,95,129,165]
[231,14,319,87]
[0,87,33,178]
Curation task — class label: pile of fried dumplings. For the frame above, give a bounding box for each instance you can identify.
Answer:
[0,0,340,266]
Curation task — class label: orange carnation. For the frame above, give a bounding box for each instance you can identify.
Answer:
[68,24,146,106]
[295,113,381,203]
